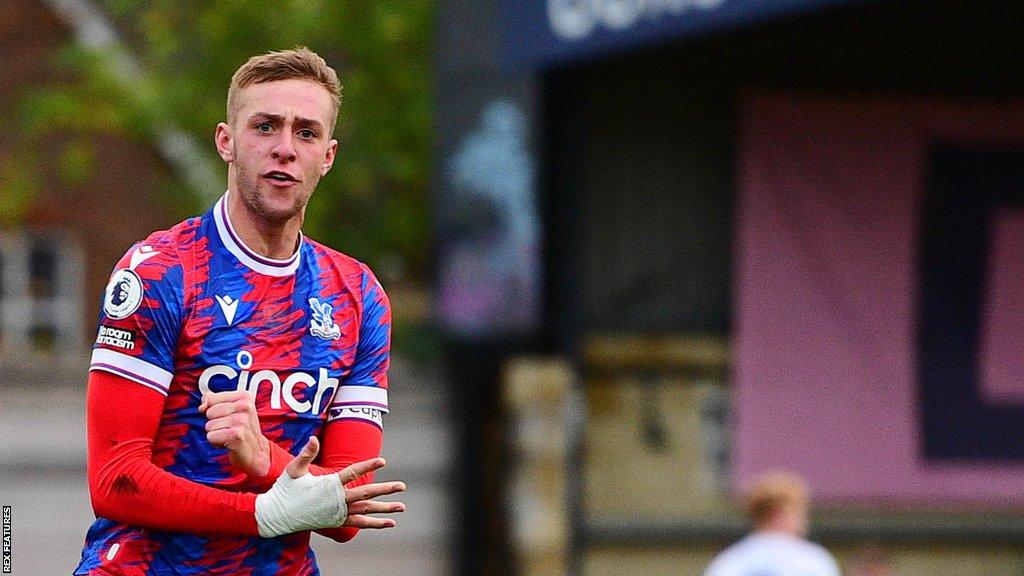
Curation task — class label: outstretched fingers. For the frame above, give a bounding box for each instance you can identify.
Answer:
[346,500,406,515]
[337,457,388,484]
[344,480,406,504]
[344,514,398,529]
[331,458,407,528]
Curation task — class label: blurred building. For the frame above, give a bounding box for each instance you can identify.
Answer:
[436,1,1024,575]
[1,0,173,361]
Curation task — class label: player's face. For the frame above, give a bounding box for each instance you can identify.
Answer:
[216,79,338,224]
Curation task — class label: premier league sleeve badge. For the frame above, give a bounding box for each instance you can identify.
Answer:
[103,268,145,319]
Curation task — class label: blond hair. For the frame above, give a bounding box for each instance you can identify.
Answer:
[743,471,809,527]
[227,47,342,132]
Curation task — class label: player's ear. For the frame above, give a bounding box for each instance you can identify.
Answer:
[215,122,234,163]
[320,139,339,176]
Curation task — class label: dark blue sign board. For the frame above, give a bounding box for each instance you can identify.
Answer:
[502,0,877,68]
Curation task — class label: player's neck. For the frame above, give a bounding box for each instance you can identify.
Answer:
[225,190,302,260]
[756,515,804,539]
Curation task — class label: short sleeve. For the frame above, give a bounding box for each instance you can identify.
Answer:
[90,241,185,396]
[328,264,391,427]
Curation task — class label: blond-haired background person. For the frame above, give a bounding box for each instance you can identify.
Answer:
[703,471,841,576]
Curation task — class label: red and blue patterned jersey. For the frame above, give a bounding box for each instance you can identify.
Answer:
[75,193,391,575]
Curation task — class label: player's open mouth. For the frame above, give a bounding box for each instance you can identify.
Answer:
[263,171,299,183]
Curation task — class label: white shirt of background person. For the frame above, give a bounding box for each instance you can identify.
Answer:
[703,471,841,576]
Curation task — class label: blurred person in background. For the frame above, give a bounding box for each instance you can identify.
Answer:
[703,471,841,576]
[74,47,406,575]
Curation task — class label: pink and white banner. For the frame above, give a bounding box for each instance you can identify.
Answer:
[735,92,1024,505]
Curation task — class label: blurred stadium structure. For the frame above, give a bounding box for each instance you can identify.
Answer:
[437,0,1024,575]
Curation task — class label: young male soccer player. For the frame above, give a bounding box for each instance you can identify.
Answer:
[75,48,406,575]
[703,471,841,576]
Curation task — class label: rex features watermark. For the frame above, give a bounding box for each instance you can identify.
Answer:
[3,505,10,574]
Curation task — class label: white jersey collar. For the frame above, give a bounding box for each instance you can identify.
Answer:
[213,191,302,277]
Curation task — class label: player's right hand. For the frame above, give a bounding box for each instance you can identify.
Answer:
[200,390,272,478]
[255,437,406,537]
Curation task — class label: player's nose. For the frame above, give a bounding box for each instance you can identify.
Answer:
[271,131,297,162]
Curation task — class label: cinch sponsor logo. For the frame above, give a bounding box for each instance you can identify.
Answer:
[198,350,337,415]
[96,326,136,350]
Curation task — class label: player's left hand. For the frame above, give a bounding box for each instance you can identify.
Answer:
[200,391,271,477]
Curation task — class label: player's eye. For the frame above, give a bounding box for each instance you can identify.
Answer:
[298,129,317,140]
[256,122,273,133]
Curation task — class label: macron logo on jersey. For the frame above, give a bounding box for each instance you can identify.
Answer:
[129,245,160,270]
[215,294,239,325]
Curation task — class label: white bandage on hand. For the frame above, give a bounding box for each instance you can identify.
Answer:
[255,471,346,538]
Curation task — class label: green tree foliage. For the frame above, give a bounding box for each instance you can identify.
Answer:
[25,0,433,284]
